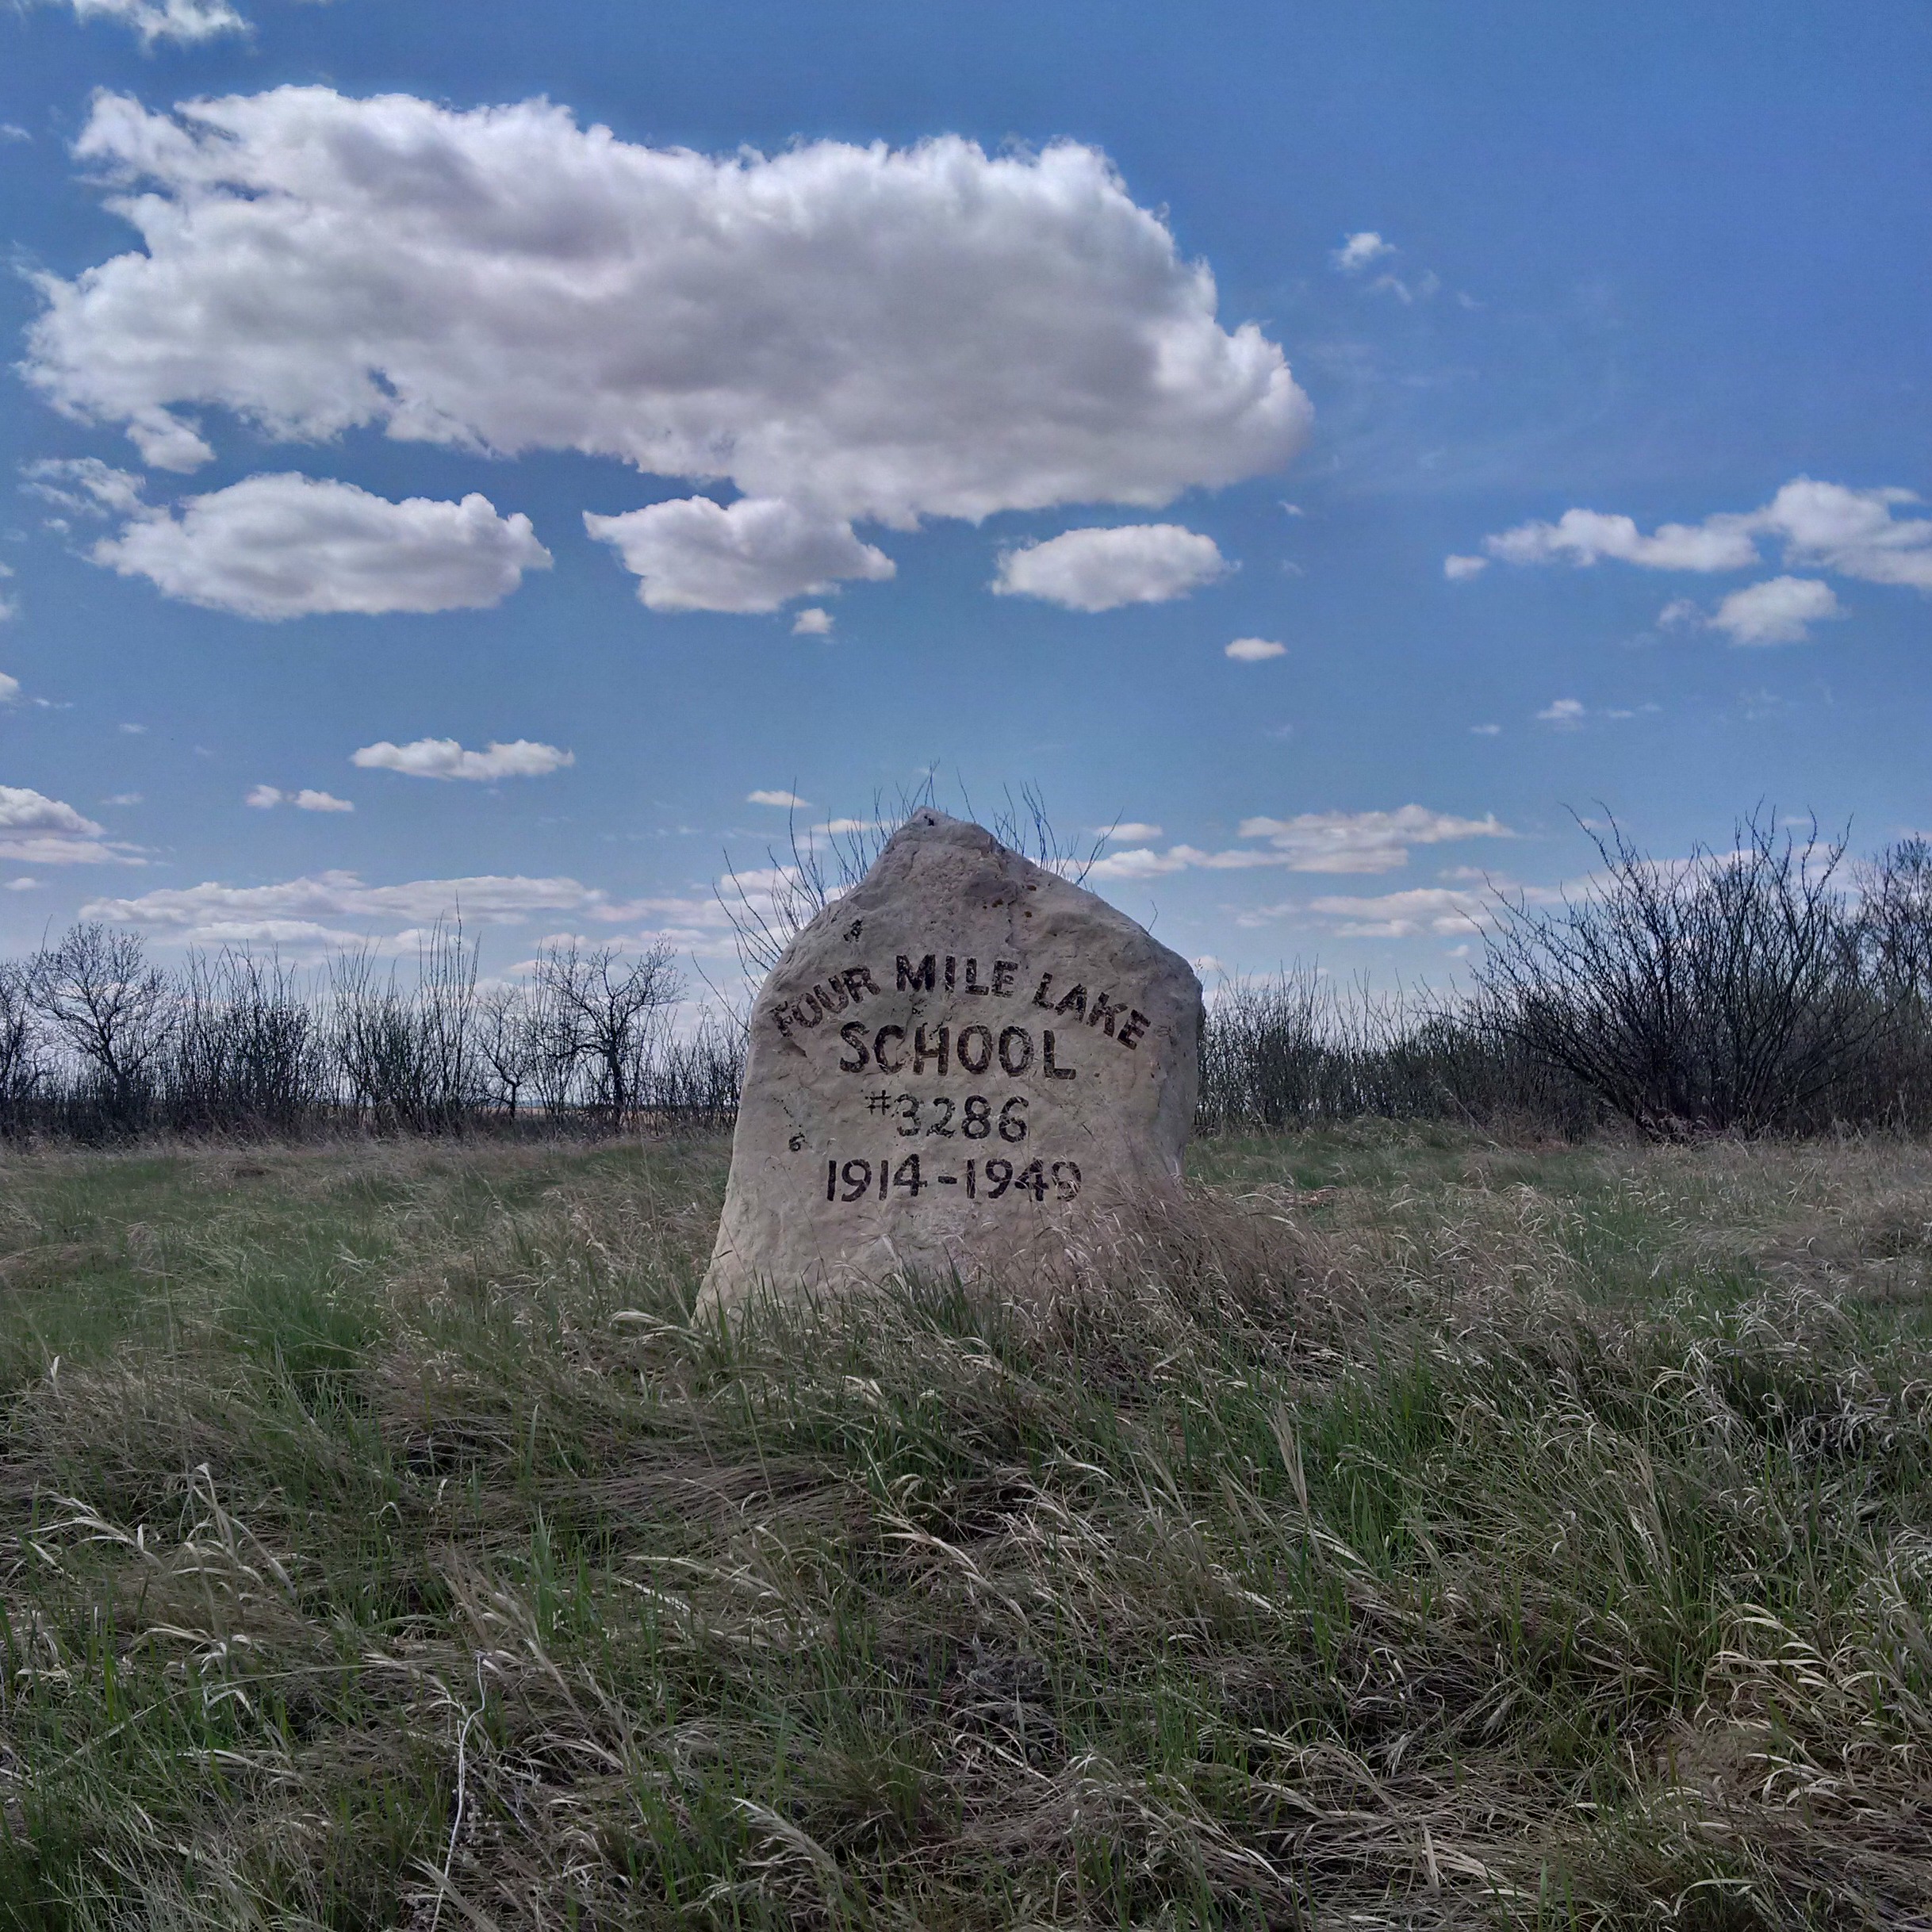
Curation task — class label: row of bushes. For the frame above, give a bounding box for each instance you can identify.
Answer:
[1199,818,1932,1139]
[0,926,743,1141]
[3,814,1930,1144]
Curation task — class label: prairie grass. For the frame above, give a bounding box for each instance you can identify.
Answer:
[3,1127,1931,1926]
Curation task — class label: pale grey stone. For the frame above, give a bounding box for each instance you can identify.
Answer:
[700,810,1202,1305]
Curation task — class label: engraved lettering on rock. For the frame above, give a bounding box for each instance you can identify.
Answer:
[700,811,1202,1305]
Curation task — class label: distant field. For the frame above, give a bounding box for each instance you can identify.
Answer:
[3,1128,1930,1926]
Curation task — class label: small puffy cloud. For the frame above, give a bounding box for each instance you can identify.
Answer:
[1536,698,1586,726]
[29,91,1309,563]
[1084,845,1192,882]
[0,674,17,705]
[1102,822,1163,843]
[102,792,141,806]
[249,784,355,811]
[6,878,40,891]
[747,789,809,808]
[993,524,1226,611]
[1708,576,1842,646]
[1485,507,1759,573]
[1470,723,1501,736]
[46,0,247,44]
[0,784,128,864]
[351,737,573,781]
[792,607,834,635]
[1225,636,1285,661]
[92,474,550,619]
[1443,554,1487,581]
[585,497,892,614]
[1332,232,1394,273]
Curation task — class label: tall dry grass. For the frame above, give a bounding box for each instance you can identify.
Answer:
[4,1128,1931,1924]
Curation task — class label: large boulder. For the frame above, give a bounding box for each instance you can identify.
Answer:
[700,810,1202,1305]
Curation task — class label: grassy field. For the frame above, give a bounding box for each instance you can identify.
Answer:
[2,1128,1931,1928]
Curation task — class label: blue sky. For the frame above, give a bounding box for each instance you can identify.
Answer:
[2,0,1928,990]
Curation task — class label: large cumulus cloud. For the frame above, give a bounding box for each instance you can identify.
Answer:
[27,90,1310,609]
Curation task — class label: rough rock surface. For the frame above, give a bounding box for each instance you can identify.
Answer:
[700,811,1202,1304]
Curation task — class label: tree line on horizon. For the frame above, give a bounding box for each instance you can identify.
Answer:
[3,812,1932,1145]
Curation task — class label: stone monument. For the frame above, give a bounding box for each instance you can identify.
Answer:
[700,810,1202,1305]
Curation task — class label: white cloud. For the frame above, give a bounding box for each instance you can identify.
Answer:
[792,607,834,635]
[1306,887,1493,938]
[91,473,550,619]
[992,524,1226,611]
[49,0,247,46]
[1443,554,1487,581]
[1234,805,1510,873]
[1478,477,1932,593]
[1332,232,1394,273]
[585,496,891,613]
[1102,821,1163,842]
[82,869,623,945]
[1,127,31,144]
[21,457,147,518]
[1708,576,1842,646]
[1536,698,1586,726]
[1225,636,1285,661]
[248,784,355,811]
[1085,806,1511,882]
[0,784,129,864]
[1753,479,1932,590]
[747,789,808,808]
[0,674,18,705]
[6,878,40,891]
[1485,507,1759,573]
[351,737,573,781]
[29,91,1309,586]
[1470,723,1501,736]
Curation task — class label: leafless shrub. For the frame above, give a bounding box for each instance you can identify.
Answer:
[1478,812,1876,1138]
[329,924,481,1134]
[163,949,328,1135]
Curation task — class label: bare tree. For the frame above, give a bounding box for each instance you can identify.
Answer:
[0,959,40,1132]
[535,940,680,1129]
[30,923,173,1115]
[477,985,539,1120]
